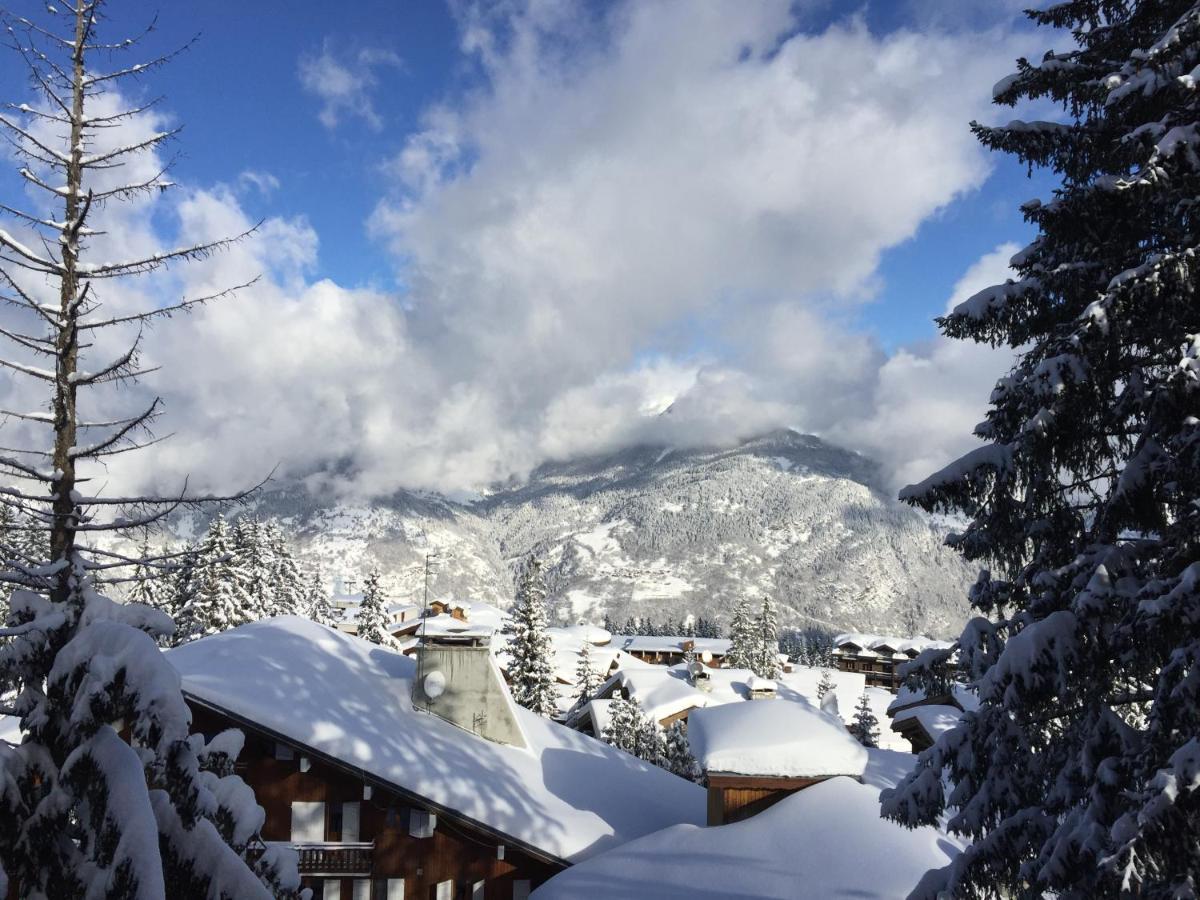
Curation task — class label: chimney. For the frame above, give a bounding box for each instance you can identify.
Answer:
[412,635,527,749]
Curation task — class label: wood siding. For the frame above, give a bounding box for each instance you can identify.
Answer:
[705,774,830,826]
[190,704,562,900]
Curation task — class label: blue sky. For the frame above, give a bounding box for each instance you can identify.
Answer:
[0,0,1066,496]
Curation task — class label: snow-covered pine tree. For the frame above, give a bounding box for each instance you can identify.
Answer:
[505,559,557,716]
[0,3,302,896]
[634,714,666,768]
[881,4,1200,897]
[175,515,256,644]
[304,569,337,628]
[573,639,601,710]
[126,540,165,613]
[752,595,782,679]
[725,598,755,669]
[816,668,835,701]
[849,693,879,749]
[264,520,305,618]
[602,696,642,756]
[663,721,700,782]
[233,517,274,620]
[355,569,392,645]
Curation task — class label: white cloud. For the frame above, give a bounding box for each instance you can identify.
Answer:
[0,3,1040,504]
[298,43,401,131]
[829,243,1020,490]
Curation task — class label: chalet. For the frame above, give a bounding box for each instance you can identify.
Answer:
[334,599,422,640]
[687,700,867,826]
[168,617,704,899]
[887,683,978,753]
[617,635,731,667]
[830,633,955,691]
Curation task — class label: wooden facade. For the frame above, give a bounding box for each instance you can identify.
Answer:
[189,700,563,899]
[705,773,831,826]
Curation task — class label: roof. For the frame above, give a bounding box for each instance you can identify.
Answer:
[832,632,954,659]
[618,635,731,655]
[532,760,958,900]
[893,705,963,743]
[888,682,979,717]
[168,617,704,864]
[688,697,867,779]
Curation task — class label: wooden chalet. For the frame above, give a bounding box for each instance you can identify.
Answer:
[168,617,705,900]
[687,700,868,826]
[831,633,956,691]
[618,635,731,668]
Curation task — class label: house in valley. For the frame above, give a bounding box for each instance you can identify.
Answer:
[617,635,731,667]
[830,633,955,691]
[168,617,704,900]
[687,699,867,826]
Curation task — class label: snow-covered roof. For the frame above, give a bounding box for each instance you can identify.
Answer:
[618,635,731,655]
[832,632,954,659]
[888,682,979,716]
[688,698,867,779]
[745,675,777,693]
[893,705,963,743]
[168,617,704,863]
[532,767,957,899]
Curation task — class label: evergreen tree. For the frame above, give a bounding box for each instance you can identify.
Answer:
[304,569,337,628]
[882,5,1200,896]
[603,614,616,634]
[849,693,880,748]
[726,599,755,669]
[816,668,836,702]
[634,715,666,767]
[0,3,302,895]
[573,640,601,709]
[175,516,255,643]
[602,696,643,756]
[505,559,557,716]
[233,517,273,620]
[663,721,700,782]
[264,520,305,618]
[752,595,782,679]
[355,569,391,645]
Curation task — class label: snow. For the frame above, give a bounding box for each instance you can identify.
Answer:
[893,705,963,742]
[0,715,20,745]
[688,698,867,778]
[168,617,704,863]
[532,770,957,900]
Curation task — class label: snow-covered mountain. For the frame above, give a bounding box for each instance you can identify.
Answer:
[209,430,975,637]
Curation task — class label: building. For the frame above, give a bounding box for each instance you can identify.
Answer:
[687,699,867,826]
[830,633,955,691]
[616,635,731,667]
[168,617,705,899]
[887,683,979,753]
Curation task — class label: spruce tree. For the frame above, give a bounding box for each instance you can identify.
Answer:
[816,668,836,702]
[304,569,337,628]
[849,693,880,749]
[263,519,305,618]
[726,598,755,669]
[752,595,782,679]
[505,560,557,716]
[0,3,301,895]
[882,4,1200,897]
[663,721,700,782]
[355,569,391,645]
[573,640,601,710]
[175,516,255,643]
[602,696,642,756]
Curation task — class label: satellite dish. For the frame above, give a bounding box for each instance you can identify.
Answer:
[424,670,446,700]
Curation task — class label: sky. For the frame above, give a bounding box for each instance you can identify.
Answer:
[0,0,1068,500]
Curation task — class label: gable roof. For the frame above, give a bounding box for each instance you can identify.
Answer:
[168,616,704,864]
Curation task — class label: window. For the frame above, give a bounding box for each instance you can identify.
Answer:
[435,881,453,900]
[471,881,485,899]
[324,880,342,900]
[275,742,295,761]
[512,880,531,900]
[351,880,370,900]
[373,879,404,900]
[290,801,325,843]
[342,801,361,842]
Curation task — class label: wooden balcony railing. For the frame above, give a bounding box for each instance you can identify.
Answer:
[291,842,374,876]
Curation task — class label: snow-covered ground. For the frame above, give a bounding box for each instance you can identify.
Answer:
[532,748,959,899]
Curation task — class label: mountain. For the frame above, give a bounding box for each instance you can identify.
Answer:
[182,430,976,637]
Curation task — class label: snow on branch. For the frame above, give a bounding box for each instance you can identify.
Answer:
[76,225,259,278]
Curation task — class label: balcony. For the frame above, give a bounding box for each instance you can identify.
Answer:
[292,842,375,877]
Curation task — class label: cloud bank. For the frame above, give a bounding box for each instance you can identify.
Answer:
[1,0,1035,503]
